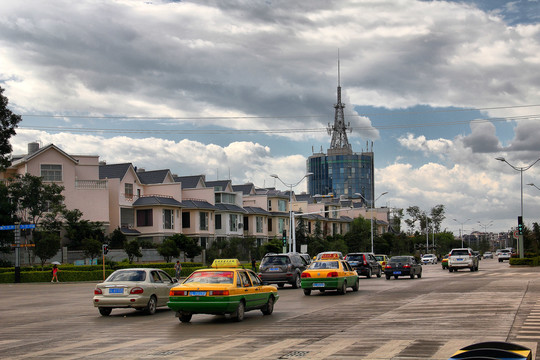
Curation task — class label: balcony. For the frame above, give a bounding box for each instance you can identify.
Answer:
[75,180,108,190]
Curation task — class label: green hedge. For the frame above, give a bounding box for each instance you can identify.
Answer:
[509,256,540,266]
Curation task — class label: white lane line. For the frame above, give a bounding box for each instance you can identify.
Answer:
[238,338,306,359]
[301,338,357,360]
[114,337,207,360]
[362,339,413,360]
[13,339,103,359]
[181,338,254,358]
[57,338,158,360]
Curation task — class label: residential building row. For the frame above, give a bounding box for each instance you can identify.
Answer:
[2,143,390,249]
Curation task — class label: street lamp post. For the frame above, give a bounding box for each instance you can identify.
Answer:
[270,173,313,253]
[496,156,540,257]
[355,192,388,253]
[453,218,470,247]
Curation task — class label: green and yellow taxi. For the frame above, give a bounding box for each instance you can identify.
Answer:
[375,254,390,268]
[167,259,279,323]
[441,254,449,269]
[300,254,359,295]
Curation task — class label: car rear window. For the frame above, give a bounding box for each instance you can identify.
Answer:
[184,271,234,284]
[375,255,384,261]
[389,256,409,263]
[451,250,469,256]
[309,261,339,269]
[107,270,146,282]
[346,255,364,261]
[261,256,289,265]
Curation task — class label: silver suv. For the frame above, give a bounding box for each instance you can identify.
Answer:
[498,249,511,262]
[448,248,479,272]
[258,252,308,288]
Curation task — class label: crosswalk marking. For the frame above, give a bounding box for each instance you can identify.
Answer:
[57,338,158,360]
[114,338,207,360]
[180,337,255,358]
[300,338,357,360]
[238,338,306,359]
[13,339,103,360]
[362,339,413,359]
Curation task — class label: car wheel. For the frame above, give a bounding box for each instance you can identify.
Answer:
[145,296,157,315]
[261,296,274,315]
[352,278,359,292]
[386,275,391,280]
[278,283,285,288]
[470,267,474,272]
[417,272,422,279]
[179,313,192,323]
[410,273,415,279]
[98,307,112,316]
[232,301,245,322]
[292,273,301,289]
[376,267,382,278]
[303,289,311,296]
[366,269,372,279]
[394,275,398,279]
[319,289,325,293]
[449,268,453,272]
[337,282,346,295]
[499,259,502,263]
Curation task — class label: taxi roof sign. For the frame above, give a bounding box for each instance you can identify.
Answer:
[316,252,343,260]
[210,259,243,268]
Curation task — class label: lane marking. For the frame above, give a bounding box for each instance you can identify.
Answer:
[12,339,103,359]
[181,338,254,358]
[302,338,357,360]
[114,337,207,360]
[431,339,480,360]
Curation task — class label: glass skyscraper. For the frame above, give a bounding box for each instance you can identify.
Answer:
[306,56,374,203]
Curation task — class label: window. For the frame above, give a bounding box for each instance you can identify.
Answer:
[200,237,207,249]
[125,183,133,198]
[137,209,153,227]
[278,218,285,233]
[278,200,286,212]
[200,212,209,231]
[215,214,222,230]
[182,212,190,228]
[163,209,174,229]
[230,214,238,231]
[268,200,272,211]
[268,218,273,232]
[40,164,62,182]
[120,208,134,228]
[256,216,263,233]
[243,216,249,231]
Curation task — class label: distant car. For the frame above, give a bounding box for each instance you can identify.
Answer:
[168,259,279,323]
[258,252,308,288]
[448,248,479,272]
[498,249,511,262]
[384,256,422,280]
[483,251,493,259]
[472,250,481,260]
[421,254,437,264]
[93,268,179,316]
[299,253,312,265]
[374,254,390,268]
[345,252,382,278]
[301,254,359,295]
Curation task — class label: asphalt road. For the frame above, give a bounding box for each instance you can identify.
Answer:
[0,259,539,360]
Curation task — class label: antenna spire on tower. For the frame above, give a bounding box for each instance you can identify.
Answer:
[327,50,352,154]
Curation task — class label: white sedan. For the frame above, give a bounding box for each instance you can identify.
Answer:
[421,254,438,264]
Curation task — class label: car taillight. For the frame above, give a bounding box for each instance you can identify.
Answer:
[210,290,229,296]
[327,272,339,277]
[385,265,392,269]
[130,287,144,294]
[403,264,411,269]
[169,290,188,296]
[362,254,367,265]
[94,288,102,295]
[301,272,311,278]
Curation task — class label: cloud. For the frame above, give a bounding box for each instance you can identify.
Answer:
[398,133,453,158]
[462,121,502,153]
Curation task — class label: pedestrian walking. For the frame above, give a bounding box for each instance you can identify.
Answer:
[251,258,257,271]
[51,264,59,283]
[174,260,182,279]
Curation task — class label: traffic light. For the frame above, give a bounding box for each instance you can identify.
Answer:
[282,230,287,247]
[103,244,109,255]
[518,216,523,235]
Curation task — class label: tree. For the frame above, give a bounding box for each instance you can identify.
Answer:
[108,228,127,249]
[33,232,61,268]
[0,181,16,252]
[62,209,104,249]
[0,86,22,171]
[430,205,446,233]
[82,237,102,264]
[157,238,180,263]
[344,216,371,252]
[389,208,403,233]
[170,233,202,262]
[124,240,142,263]
[8,174,65,225]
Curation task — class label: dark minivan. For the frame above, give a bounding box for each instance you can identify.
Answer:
[258,252,308,288]
[345,252,382,278]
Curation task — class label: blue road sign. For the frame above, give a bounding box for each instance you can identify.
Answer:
[0,224,36,230]
[20,224,36,229]
[0,225,16,230]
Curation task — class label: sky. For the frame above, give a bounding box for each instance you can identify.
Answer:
[1,0,540,237]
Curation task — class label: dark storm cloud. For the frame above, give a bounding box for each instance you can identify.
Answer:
[462,122,502,153]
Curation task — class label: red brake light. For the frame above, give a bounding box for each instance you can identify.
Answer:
[403,264,411,269]
[385,265,391,269]
[94,288,102,295]
[169,290,187,296]
[301,272,311,278]
[210,290,229,296]
[327,272,339,278]
[362,254,367,265]
[130,287,144,294]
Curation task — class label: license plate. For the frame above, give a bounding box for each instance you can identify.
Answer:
[269,268,280,272]
[393,271,401,275]
[108,288,123,294]
[456,258,463,261]
[313,283,325,287]
[189,291,207,296]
